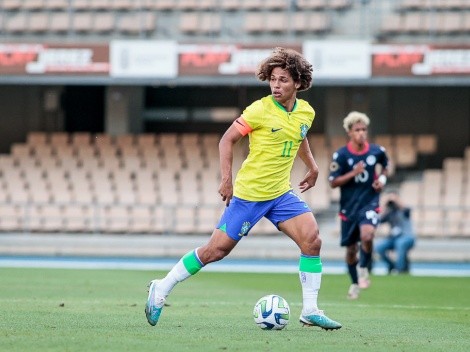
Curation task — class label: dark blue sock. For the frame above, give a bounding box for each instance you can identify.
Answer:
[359,246,372,269]
[348,261,359,284]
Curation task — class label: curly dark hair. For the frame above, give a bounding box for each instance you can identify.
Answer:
[256,47,313,91]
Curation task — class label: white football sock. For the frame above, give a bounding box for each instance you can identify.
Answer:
[156,258,192,297]
[299,271,322,314]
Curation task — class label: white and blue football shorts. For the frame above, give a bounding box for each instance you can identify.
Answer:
[216,190,311,241]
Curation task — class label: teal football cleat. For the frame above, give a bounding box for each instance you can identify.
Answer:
[299,310,342,330]
[145,280,165,326]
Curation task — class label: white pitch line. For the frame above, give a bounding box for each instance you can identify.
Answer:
[1,257,470,277]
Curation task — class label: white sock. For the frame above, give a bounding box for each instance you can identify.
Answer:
[156,259,192,297]
[299,271,322,314]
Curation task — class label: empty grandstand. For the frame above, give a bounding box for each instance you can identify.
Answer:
[0,0,468,240]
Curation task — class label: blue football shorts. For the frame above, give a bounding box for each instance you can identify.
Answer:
[340,205,379,247]
[216,190,311,241]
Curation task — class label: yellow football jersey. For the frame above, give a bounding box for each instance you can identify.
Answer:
[234,95,315,201]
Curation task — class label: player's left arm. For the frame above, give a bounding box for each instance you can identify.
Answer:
[297,138,319,193]
[372,149,389,192]
[219,120,246,205]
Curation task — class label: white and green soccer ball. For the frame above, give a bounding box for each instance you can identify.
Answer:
[253,294,290,330]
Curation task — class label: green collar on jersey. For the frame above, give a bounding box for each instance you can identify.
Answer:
[271,95,298,113]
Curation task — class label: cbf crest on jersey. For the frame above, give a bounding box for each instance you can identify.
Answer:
[238,221,251,237]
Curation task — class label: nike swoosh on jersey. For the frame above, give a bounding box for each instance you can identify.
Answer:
[271,128,282,132]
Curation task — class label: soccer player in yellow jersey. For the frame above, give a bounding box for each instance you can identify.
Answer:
[146,47,342,330]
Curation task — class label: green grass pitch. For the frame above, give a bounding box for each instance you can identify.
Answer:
[0,268,468,352]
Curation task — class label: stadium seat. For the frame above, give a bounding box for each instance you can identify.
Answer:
[156,169,179,206]
[149,0,174,11]
[174,207,196,233]
[11,144,32,159]
[179,169,200,206]
[179,12,199,34]
[196,206,222,233]
[71,132,91,146]
[296,0,327,10]
[462,210,470,237]
[305,12,331,33]
[0,155,16,172]
[118,12,156,34]
[417,208,444,237]
[421,170,443,208]
[198,169,220,206]
[2,0,22,11]
[0,204,23,231]
[113,171,137,206]
[445,209,463,237]
[399,181,421,208]
[264,12,288,33]
[380,14,403,36]
[72,12,93,32]
[129,206,154,233]
[219,0,239,11]
[177,0,200,10]
[92,187,115,205]
[121,155,142,172]
[62,204,92,232]
[71,186,94,204]
[112,0,136,11]
[45,0,69,10]
[72,0,92,11]
[136,134,156,148]
[330,0,352,11]
[25,205,43,232]
[89,0,112,10]
[23,0,45,11]
[136,186,158,208]
[199,13,222,35]
[27,132,48,146]
[416,134,437,155]
[160,144,184,170]
[463,13,470,32]
[40,204,64,232]
[266,0,289,10]
[49,132,69,147]
[141,151,164,172]
[399,0,427,11]
[93,13,115,33]
[244,12,265,33]
[240,0,264,10]
[404,13,423,33]
[26,12,49,33]
[102,205,130,233]
[395,144,417,168]
[439,12,463,34]
[32,144,54,159]
[49,12,70,33]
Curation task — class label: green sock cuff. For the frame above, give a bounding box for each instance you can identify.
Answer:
[182,250,203,275]
[299,255,322,273]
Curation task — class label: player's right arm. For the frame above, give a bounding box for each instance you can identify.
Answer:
[218,119,246,206]
[329,157,365,189]
[297,138,319,193]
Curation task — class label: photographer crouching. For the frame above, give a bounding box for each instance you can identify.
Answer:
[375,191,416,274]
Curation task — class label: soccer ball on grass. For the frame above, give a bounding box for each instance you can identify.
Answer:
[253,294,290,330]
